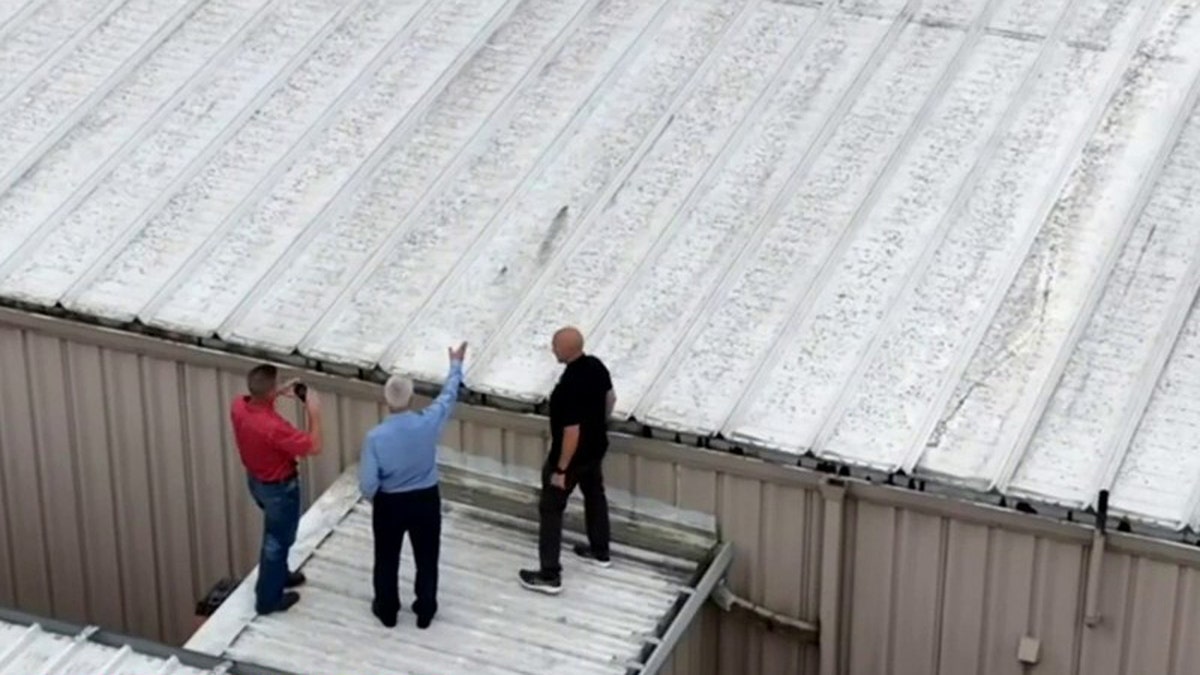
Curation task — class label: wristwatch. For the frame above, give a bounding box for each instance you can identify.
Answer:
[553,467,567,475]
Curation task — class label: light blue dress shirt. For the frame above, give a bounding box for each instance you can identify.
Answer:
[359,361,463,499]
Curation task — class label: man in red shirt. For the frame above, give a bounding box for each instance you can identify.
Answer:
[230,363,323,614]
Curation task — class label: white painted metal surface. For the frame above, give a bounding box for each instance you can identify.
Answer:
[184,468,707,675]
[3,0,1200,531]
[0,618,223,675]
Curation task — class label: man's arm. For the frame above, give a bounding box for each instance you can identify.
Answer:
[272,391,323,457]
[359,436,380,501]
[557,425,580,474]
[425,344,467,428]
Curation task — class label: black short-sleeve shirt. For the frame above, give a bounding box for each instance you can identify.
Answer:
[548,354,612,468]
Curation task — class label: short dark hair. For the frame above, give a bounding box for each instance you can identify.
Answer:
[247,364,278,398]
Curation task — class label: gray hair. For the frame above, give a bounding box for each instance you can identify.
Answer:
[384,374,414,409]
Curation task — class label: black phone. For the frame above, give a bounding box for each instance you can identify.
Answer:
[293,382,308,402]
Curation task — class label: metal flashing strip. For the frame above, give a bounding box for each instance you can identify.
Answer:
[5,302,1200,563]
[0,607,298,675]
[635,541,734,675]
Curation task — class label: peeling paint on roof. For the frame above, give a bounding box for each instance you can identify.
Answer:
[2,0,1200,532]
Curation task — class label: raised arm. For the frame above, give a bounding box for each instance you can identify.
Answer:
[424,342,467,428]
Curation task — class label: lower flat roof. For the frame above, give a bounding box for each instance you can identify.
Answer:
[185,457,726,675]
[0,608,291,675]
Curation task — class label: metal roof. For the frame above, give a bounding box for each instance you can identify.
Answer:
[2,0,1200,532]
[184,452,727,675]
[0,608,293,675]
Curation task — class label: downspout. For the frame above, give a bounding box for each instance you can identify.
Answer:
[1084,490,1109,627]
[819,478,846,675]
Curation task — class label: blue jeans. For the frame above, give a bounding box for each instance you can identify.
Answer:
[247,476,301,612]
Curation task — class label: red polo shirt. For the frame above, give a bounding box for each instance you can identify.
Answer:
[230,395,313,482]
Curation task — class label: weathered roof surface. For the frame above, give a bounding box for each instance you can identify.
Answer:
[2,0,1200,532]
[184,454,722,675]
[0,608,287,675]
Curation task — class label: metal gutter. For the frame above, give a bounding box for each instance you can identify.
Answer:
[4,303,1200,566]
[0,607,298,675]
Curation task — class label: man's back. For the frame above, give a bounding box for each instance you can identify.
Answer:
[549,354,612,464]
[363,413,442,493]
[231,396,311,482]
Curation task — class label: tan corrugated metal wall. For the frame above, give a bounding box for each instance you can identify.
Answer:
[2,312,1200,674]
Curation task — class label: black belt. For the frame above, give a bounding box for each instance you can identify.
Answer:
[257,473,298,485]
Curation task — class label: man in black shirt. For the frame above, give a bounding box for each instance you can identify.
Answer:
[519,326,615,594]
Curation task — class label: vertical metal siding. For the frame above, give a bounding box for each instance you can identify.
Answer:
[3,318,1200,675]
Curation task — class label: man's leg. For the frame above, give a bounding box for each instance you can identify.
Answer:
[371,492,403,627]
[252,479,301,613]
[407,486,442,628]
[521,462,574,594]
[576,461,611,561]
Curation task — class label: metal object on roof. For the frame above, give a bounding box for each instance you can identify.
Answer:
[185,450,729,675]
[0,607,292,675]
[1,0,1200,532]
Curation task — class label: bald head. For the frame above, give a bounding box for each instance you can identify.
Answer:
[552,326,585,364]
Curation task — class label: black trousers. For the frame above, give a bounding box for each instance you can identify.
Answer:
[372,485,441,619]
[538,458,610,576]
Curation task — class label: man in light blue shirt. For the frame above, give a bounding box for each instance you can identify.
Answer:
[360,342,466,630]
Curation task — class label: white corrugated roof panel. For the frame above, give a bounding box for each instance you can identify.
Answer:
[2,0,1200,533]
[184,456,723,675]
[0,612,267,675]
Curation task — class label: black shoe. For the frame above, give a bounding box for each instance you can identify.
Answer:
[258,591,300,615]
[286,571,306,588]
[518,569,562,595]
[372,600,397,628]
[416,614,434,629]
[573,543,612,568]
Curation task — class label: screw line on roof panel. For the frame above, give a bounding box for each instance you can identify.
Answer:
[57,0,360,314]
[803,0,1083,467]
[34,626,98,675]
[98,644,133,675]
[541,1,839,396]
[1120,242,1200,518]
[137,0,439,326]
[292,0,613,356]
[975,0,1175,493]
[0,0,50,45]
[458,0,766,385]
[0,0,128,114]
[0,624,40,670]
[0,0,211,198]
[214,0,527,343]
[1050,67,1200,502]
[153,655,181,675]
[628,0,924,424]
[372,0,682,373]
[722,0,1016,450]
[0,0,282,284]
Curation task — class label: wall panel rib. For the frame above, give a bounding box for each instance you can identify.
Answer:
[2,316,1200,675]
